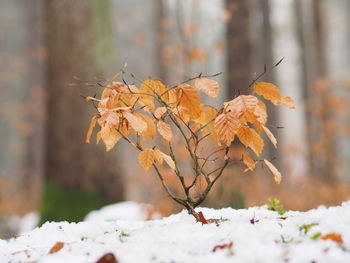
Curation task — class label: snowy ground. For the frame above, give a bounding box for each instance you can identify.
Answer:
[1,201,350,263]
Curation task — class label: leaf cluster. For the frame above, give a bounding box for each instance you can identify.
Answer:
[84,71,295,215]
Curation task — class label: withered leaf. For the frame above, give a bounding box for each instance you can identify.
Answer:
[124,112,147,133]
[49,242,64,254]
[95,253,119,263]
[157,121,173,142]
[237,126,264,156]
[175,84,201,120]
[194,77,219,98]
[138,149,155,171]
[86,116,97,143]
[212,242,233,252]
[263,126,277,148]
[264,159,282,184]
[214,110,241,146]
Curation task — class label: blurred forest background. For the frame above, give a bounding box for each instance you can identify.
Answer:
[1,0,350,237]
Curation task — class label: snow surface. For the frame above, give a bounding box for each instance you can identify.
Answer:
[84,201,160,222]
[2,201,350,263]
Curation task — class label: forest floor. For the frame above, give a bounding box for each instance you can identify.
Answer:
[1,201,350,263]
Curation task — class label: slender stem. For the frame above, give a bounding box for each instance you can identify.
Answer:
[116,129,185,203]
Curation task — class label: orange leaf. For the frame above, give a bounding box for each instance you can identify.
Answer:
[254,82,281,101]
[263,126,277,148]
[175,84,201,120]
[194,78,219,98]
[134,113,156,139]
[237,126,264,156]
[197,211,208,225]
[138,149,155,171]
[215,111,241,146]
[264,159,282,184]
[321,233,343,244]
[86,116,97,143]
[118,84,139,107]
[273,96,296,109]
[100,125,121,152]
[154,149,164,165]
[49,242,64,254]
[160,152,176,170]
[157,121,173,142]
[224,95,258,118]
[243,153,256,171]
[254,100,267,125]
[124,112,147,133]
[96,253,119,263]
[139,79,167,111]
[154,107,167,120]
[212,242,233,252]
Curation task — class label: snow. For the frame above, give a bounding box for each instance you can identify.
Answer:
[84,201,160,222]
[18,212,40,234]
[1,201,350,263]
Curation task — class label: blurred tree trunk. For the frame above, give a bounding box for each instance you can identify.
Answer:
[0,0,45,231]
[42,0,124,223]
[295,0,333,181]
[154,0,167,82]
[226,0,252,97]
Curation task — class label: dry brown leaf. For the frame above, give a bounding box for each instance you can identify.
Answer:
[198,106,219,141]
[214,111,241,146]
[194,78,219,98]
[118,84,139,107]
[154,107,167,119]
[254,100,267,125]
[237,126,264,156]
[160,152,176,170]
[154,149,164,165]
[243,153,256,171]
[176,84,201,120]
[138,149,155,171]
[272,96,296,109]
[134,113,156,139]
[264,159,282,184]
[49,242,64,254]
[139,79,163,111]
[157,120,173,142]
[100,125,121,152]
[321,233,343,244]
[254,82,281,101]
[86,116,97,143]
[224,95,258,119]
[124,112,147,133]
[95,252,119,263]
[263,126,277,148]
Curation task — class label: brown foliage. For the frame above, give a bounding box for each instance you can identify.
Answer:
[84,71,293,215]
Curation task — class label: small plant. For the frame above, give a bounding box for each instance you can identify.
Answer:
[267,198,286,215]
[310,232,322,240]
[84,66,294,218]
[299,223,319,234]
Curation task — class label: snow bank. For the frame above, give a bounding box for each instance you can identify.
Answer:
[1,201,350,263]
[84,201,160,222]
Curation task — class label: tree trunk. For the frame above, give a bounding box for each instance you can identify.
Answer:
[42,0,124,223]
[226,0,252,97]
[0,0,45,235]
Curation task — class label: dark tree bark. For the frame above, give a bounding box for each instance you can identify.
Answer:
[43,0,124,221]
[226,0,252,97]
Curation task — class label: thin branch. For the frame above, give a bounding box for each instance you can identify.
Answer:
[248,57,284,88]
